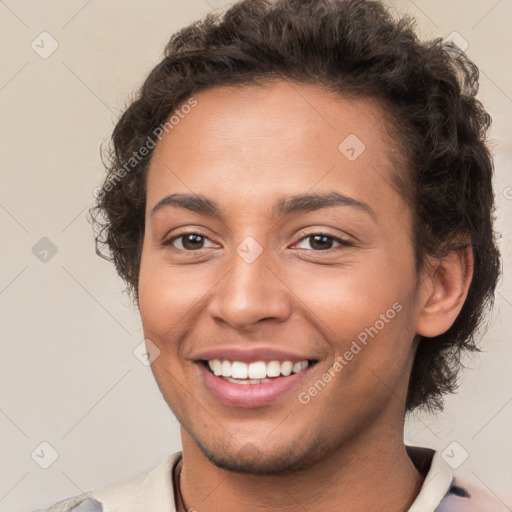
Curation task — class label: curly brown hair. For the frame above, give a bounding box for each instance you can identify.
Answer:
[89,0,501,412]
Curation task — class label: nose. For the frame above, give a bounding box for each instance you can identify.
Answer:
[206,246,293,331]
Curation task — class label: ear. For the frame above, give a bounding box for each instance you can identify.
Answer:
[416,244,474,338]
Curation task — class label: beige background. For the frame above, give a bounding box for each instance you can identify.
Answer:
[0,1,510,511]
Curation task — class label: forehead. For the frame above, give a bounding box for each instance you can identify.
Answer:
[146,80,406,220]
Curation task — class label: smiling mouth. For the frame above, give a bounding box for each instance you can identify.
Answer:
[200,359,318,384]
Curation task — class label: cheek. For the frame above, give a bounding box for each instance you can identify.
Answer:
[138,251,211,338]
[286,251,412,334]
[285,250,416,380]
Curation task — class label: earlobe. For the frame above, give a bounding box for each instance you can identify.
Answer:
[416,245,474,338]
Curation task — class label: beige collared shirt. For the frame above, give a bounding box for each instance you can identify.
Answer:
[35,446,504,511]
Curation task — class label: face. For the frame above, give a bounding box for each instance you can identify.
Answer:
[138,80,425,474]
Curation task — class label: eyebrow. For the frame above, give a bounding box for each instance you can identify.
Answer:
[150,191,377,222]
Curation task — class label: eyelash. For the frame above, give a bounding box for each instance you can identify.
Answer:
[162,231,352,252]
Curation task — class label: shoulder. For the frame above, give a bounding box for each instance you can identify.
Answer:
[406,445,505,512]
[33,451,182,512]
[31,496,104,512]
[436,478,506,512]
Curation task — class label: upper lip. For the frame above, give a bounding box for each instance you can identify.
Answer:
[192,347,317,364]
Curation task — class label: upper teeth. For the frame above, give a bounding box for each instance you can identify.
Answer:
[208,360,309,379]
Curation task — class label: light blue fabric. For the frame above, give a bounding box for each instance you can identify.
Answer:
[31,496,102,512]
[69,499,102,511]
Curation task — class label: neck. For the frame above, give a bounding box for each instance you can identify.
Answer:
[177,424,425,512]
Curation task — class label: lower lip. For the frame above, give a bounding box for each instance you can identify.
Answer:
[197,363,313,408]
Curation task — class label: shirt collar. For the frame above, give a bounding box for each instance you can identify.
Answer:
[406,445,454,512]
[92,447,452,512]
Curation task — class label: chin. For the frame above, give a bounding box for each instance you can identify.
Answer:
[187,427,327,475]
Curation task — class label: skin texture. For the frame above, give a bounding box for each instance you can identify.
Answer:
[138,80,473,512]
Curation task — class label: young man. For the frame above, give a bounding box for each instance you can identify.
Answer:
[37,0,502,510]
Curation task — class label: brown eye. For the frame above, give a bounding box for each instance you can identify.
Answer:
[294,233,351,251]
[163,232,214,251]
